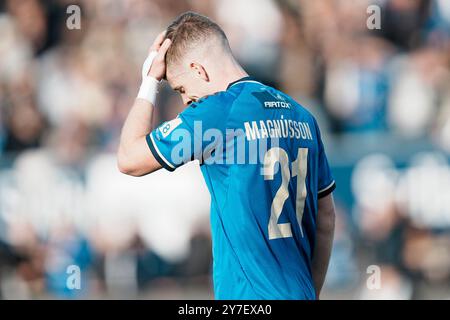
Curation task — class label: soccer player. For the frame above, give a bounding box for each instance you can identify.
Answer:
[117,12,336,300]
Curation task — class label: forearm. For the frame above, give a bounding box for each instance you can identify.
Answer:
[118,99,154,168]
[311,196,336,298]
[116,31,171,176]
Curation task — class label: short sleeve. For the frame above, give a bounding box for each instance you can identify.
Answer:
[315,121,336,198]
[146,116,191,171]
[146,93,232,171]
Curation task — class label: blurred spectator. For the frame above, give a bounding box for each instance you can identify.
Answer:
[388,47,449,137]
[215,0,283,87]
[379,0,430,51]
[324,36,393,133]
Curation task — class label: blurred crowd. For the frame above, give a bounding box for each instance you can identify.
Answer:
[0,0,450,299]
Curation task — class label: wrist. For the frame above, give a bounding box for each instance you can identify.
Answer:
[137,76,159,105]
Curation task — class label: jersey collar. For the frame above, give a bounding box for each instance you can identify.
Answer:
[227,76,261,90]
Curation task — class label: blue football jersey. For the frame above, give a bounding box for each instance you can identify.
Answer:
[147,77,335,300]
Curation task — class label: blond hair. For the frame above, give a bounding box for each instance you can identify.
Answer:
[165,11,230,66]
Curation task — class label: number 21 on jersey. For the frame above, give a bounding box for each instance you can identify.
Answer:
[263,147,308,240]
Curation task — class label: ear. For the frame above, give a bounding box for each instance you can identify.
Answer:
[190,62,209,82]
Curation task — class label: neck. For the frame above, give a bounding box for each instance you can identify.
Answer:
[216,58,249,92]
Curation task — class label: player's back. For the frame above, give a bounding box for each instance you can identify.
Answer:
[147,77,335,299]
[201,78,335,299]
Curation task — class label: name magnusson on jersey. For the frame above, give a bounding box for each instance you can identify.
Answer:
[244,118,313,141]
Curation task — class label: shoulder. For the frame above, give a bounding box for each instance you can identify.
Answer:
[269,87,318,122]
[178,90,237,130]
[181,90,237,118]
[194,90,237,109]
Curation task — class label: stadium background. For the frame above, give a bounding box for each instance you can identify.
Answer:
[0,0,450,299]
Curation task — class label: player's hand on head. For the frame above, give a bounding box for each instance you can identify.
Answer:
[137,31,171,104]
[149,30,167,52]
[146,31,171,81]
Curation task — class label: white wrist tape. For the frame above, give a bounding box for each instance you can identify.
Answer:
[137,51,159,105]
[137,76,159,105]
